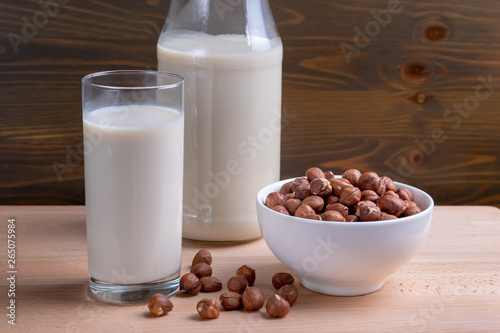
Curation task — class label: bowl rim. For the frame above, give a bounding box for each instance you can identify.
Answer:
[256,177,434,226]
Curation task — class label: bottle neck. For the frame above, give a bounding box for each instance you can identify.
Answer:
[162,0,280,41]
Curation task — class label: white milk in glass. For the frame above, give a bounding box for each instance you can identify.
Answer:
[84,105,183,284]
[158,32,282,241]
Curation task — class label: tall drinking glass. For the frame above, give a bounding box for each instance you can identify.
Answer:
[82,70,184,303]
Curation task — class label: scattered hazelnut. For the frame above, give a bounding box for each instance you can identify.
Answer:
[190,262,212,278]
[294,204,316,218]
[242,286,265,311]
[309,178,332,197]
[272,272,294,290]
[340,186,361,206]
[148,294,173,317]
[321,210,346,222]
[220,291,242,310]
[266,294,290,318]
[396,188,413,201]
[302,195,324,213]
[325,202,349,217]
[196,298,220,319]
[342,169,361,187]
[272,205,290,215]
[192,248,212,266]
[306,167,325,181]
[279,181,293,195]
[379,195,407,217]
[227,275,248,294]
[357,171,380,191]
[236,265,256,286]
[360,190,379,202]
[265,192,285,208]
[199,276,222,292]
[330,178,352,197]
[179,273,201,295]
[276,284,298,307]
[284,198,302,215]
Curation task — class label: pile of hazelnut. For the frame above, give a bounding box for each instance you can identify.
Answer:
[265,167,422,222]
[148,249,298,319]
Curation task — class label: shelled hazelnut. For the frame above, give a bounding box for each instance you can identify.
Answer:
[148,294,173,317]
[264,167,423,222]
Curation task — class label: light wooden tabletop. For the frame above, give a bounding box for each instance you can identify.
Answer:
[0,205,499,332]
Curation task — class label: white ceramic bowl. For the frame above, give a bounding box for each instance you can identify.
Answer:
[256,178,434,296]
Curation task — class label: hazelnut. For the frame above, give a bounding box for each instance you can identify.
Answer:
[284,193,295,201]
[266,294,290,318]
[404,205,422,216]
[396,188,413,201]
[342,169,361,187]
[294,204,316,218]
[310,178,332,197]
[354,200,376,217]
[381,176,397,192]
[330,178,352,196]
[324,171,335,181]
[179,273,201,295]
[304,213,322,220]
[325,195,340,208]
[340,186,361,206]
[302,195,324,213]
[345,214,359,222]
[190,262,212,278]
[379,212,398,220]
[284,198,302,215]
[361,190,379,202]
[355,201,381,221]
[199,276,223,292]
[357,171,380,191]
[374,178,387,196]
[291,177,309,191]
[379,195,407,217]
[279,181,293,195]
[192,248,212,266]
[276,284,298,307]
[305,167,325,181]
[321,210,346,222]
[265,192,285,208]
[325,202,349,217]
[293,184,311,200]
[148,294,173,317]
[196,298,220,319]
[236,265,256,286]
[227,275,248,294]
[405,200,418,208]
[272,272,294,289]
[272,205,289,215]
[220,291,242,310]
[242,286,265,311]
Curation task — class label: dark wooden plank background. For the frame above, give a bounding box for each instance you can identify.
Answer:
[1,0,499,206]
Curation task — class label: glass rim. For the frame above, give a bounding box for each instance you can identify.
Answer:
[82,70,184,90]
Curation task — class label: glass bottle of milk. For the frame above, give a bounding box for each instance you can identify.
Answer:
[158,0,282,241]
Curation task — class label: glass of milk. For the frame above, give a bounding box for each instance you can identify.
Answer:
[82,70,184,303]
[158,0,282,242]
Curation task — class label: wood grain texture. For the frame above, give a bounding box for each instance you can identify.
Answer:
[1,0,499,205]
[0,205,499,331]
